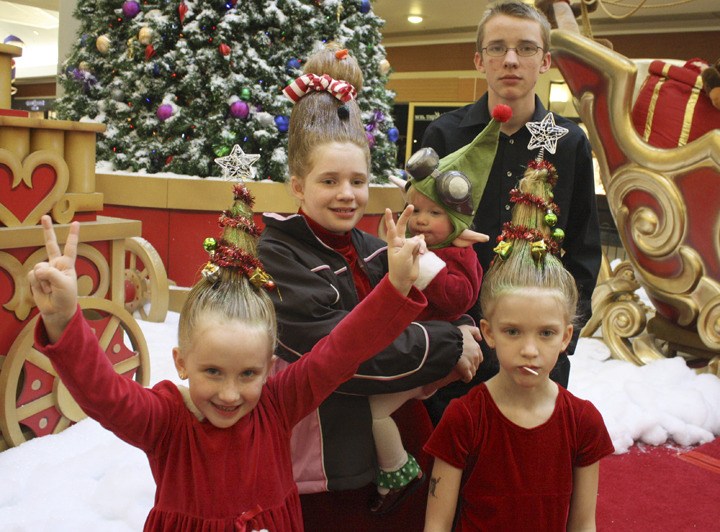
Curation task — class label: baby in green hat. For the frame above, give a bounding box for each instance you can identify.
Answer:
[369,105,512,515]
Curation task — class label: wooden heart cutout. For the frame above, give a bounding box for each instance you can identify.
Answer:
[0,148,69,227]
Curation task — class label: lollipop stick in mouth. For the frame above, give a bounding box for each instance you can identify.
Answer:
[522,367,539,375]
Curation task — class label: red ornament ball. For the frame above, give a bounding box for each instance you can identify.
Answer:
[219,43,231,56]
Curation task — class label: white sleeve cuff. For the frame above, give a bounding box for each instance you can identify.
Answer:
[414,251,446,290]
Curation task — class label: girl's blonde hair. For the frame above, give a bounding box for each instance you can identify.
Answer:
[178,184,278,353]
[479,162,578,323]
[178,268,277,354]
[287,42,369,180]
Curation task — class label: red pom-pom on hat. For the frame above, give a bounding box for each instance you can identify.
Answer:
[491,104,512,123]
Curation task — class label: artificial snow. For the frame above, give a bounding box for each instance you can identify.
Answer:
[1,305,719,529]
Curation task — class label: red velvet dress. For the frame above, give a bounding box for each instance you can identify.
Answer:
[425,383,614,531]
[35,277,425,531]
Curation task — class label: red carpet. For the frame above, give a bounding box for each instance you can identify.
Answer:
[678,437,720,474]
[598,442,720,531]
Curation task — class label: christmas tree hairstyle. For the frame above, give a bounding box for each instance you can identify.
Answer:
[479,160,578,324]
[284,42,369,180]
[177,183,277,353]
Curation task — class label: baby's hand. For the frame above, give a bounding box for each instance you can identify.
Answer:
[28,215,80,343]
[384,206,425,296]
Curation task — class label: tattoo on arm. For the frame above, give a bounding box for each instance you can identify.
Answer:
[429,476,441,497]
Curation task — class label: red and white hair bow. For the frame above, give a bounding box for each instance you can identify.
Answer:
[283,73,357,104]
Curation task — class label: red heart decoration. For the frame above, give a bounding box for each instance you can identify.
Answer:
[0,149,69,227]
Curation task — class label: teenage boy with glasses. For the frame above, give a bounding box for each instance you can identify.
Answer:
[421,0,601,424]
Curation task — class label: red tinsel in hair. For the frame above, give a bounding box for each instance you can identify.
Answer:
[218,213,261,237]
[509,189,559,214]
[232,183,256,207]
[211,242,263,275]
[497,222,561,256]
[527,159,558,187]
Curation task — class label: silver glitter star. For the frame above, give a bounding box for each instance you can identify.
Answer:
[525,112,568,155]
[214,144,260,180]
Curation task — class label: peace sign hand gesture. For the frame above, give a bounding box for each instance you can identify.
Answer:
[28,215,80,343]
[384,206,426,296]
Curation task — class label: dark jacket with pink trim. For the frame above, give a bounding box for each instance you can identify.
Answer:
[258,212,466,493]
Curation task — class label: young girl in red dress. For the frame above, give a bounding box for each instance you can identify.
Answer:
[28,181,426,531]
[423,159,614,531]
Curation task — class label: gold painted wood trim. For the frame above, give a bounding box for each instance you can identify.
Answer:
[0,116,106,133]
[0,216,141,250]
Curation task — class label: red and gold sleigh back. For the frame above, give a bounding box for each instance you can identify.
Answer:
[550,30,719,373]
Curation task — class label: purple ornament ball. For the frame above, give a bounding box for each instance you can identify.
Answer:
[230,100,250,119]
[122,1,141,19]
[156,104,173,121]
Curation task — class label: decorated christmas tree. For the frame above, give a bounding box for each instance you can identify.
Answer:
[54,0,399,182]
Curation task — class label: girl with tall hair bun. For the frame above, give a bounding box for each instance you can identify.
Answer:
[259,43,483,527]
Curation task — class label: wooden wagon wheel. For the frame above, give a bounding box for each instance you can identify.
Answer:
[124,236,169,323]
[0,297,150,448]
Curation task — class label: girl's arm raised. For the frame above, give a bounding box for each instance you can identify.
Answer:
[28,215,80,343]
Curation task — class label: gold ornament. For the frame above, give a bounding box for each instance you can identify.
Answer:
[531,240,548,262]
[493,241,513,260]
[127,37,137,60]
[138,26,154,45]
[96,34,110,54]
[201,262,220,282]
[249,268,276,290]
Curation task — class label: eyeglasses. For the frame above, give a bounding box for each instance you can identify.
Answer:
[482,44,544,57]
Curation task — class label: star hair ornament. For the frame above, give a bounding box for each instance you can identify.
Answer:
[492,113,569,264]
[201,177,276,293]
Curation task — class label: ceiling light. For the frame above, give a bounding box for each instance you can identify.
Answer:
[407,15,423,24]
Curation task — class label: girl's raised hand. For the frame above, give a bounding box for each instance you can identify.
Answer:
[28,215,80,343]
[384,206,425,296]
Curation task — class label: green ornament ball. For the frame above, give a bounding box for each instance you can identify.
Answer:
[544,212,558,227]
[552,227,565,241]
[241,87,251,99]
[203,237,217,252]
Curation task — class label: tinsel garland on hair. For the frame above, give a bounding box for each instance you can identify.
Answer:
[218,213,261,238]
[493,222,563,262]
[527,159,558,187]
[201,182,276,291]
[232,183,255,207]
[509,189,559,215]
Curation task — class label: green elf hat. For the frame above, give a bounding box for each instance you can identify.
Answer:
[405,104,512,248]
